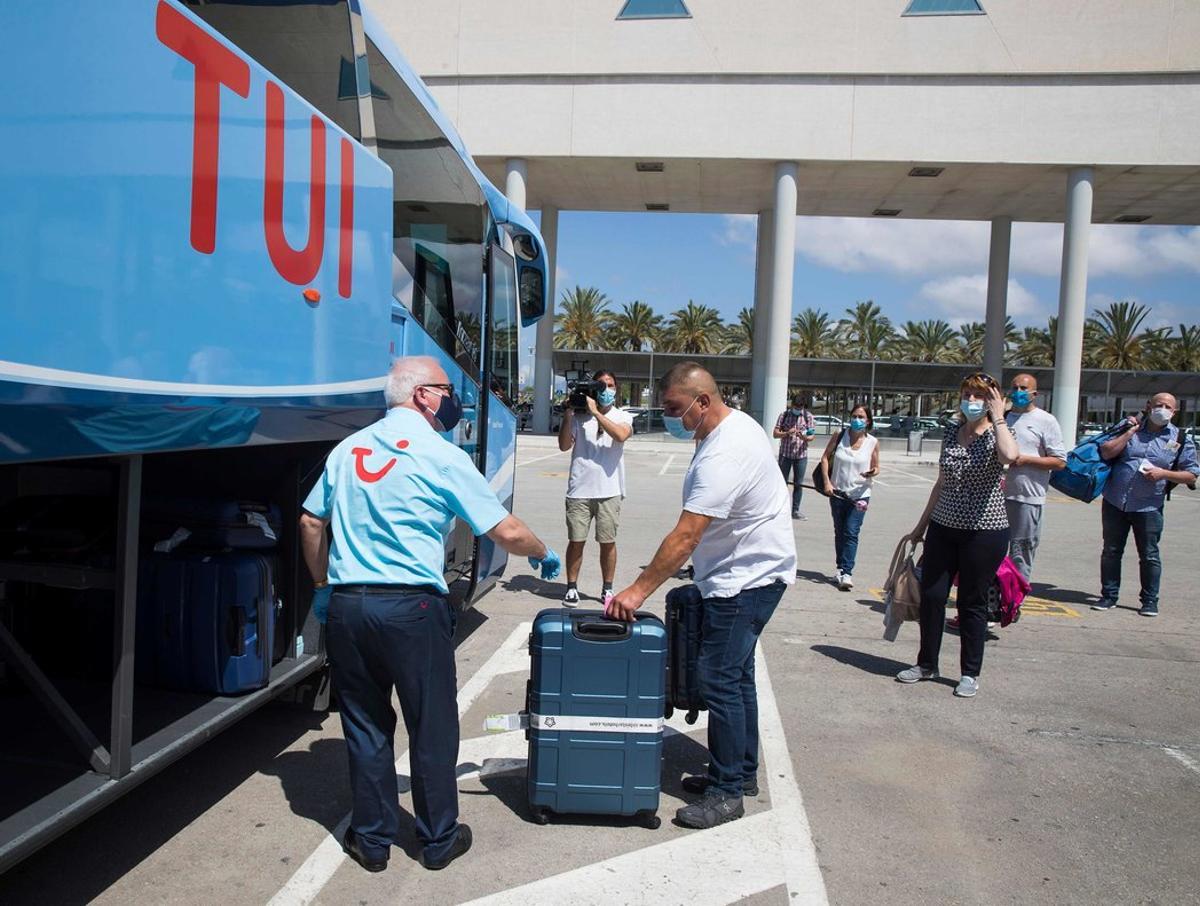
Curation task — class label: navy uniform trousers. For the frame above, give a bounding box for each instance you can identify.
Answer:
[326,586,460,864]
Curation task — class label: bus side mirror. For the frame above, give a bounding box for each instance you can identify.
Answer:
[519,265,545,323]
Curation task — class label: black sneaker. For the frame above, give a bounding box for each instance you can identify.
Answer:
[420,824,472,871]
[681,774,759,797]
[1139,604,1159,617]
[342,828,388,873]
[1091,599,1117,611]
[675,790,745,829]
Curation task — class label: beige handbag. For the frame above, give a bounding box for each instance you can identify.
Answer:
[882,538,922,641]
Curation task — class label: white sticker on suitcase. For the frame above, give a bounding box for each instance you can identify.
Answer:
[529,713,664,734]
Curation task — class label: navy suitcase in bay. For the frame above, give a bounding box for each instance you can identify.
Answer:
[665,584,706,724]
[142,499,282,550]
[526,609,666,828]
[137,552,277,694]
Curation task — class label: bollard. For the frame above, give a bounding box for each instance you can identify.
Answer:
[907,429,923,456]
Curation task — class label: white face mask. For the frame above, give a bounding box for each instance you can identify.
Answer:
[1149,407,1173,427]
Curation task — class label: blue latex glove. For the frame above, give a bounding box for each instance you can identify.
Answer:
[528,548,562,581]
[313,585,332,624]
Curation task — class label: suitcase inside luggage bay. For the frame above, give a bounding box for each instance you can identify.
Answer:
[136,552,277,695]
[526,609,665,828]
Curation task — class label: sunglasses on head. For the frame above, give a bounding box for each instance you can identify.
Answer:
[965,372,999,388]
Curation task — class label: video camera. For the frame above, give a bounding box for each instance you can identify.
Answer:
[566,378,605,411]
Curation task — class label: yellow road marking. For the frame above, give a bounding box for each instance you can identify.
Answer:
[867,588,1080,618]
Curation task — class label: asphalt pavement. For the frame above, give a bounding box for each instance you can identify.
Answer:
[2,433,1198,905]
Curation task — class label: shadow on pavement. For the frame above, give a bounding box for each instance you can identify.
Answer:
[854,596,887,614]
[795,568,834,586]
[1028,582,1099,607]
[810,644,911,677]
[500,574,568,600]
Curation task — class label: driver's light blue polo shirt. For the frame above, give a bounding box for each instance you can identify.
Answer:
[302,407,509,592]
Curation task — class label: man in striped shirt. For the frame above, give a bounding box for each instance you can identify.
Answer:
[773,392,816,520]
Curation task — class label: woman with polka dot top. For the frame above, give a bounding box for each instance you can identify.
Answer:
[895,372,1019,699]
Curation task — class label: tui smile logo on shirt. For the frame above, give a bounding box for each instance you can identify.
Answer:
[351,439,412,483]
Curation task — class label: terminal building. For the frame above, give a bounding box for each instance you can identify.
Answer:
[379,0,1200,445]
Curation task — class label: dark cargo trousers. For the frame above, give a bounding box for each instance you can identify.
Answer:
[326,586,460,864]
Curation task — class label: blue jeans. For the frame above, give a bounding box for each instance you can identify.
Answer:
[829,496,867,575]
[779,456,807,514]
[698,580,786,796]
[326,587,460,864]
[1100,499,1163,608]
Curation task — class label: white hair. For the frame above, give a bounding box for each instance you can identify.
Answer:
[384,357,438,408]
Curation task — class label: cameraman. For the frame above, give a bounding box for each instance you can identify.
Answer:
[557,369,634,608]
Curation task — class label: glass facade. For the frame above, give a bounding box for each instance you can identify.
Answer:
[902,0,985,15]
[616,0,691,20]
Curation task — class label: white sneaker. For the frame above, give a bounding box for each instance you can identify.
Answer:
[839,574,854,591]
[562,587,580,608]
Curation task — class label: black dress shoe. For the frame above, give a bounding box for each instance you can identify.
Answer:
[420,824,473,871]
[342,828,388,873]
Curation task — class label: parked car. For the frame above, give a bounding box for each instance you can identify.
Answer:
[809,415,844,435]
[630,407,664,433]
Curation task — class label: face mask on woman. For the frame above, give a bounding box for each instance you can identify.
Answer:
[960,399,986,421]
[850,417,867,431]
[597,388,616,407]
[1148,406,1173,427]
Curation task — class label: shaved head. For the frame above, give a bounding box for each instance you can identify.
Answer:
[659,361,718,398]
[1012,373,1038,392]
[1150,392,1177,410]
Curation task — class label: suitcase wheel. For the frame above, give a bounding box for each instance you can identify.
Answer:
[640,811,661,830]
[531,807,551,826]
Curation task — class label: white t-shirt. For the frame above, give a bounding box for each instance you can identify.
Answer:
[830,431,878,500]
[1004,407,1067,503]
[566,407,633,500]
[683,409,798,598]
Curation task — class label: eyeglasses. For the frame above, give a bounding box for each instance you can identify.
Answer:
[418,383,455,395]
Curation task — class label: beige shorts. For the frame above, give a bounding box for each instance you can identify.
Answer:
[565,496,622,543]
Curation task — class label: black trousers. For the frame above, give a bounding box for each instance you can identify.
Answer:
[917,521,1010,677]
[326,586,460,863]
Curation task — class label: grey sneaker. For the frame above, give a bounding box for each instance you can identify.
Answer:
[681,774,759,797]
[562,587,580,608]
[896,665,939,684]
[675,790,745,829]
[954,676,979,698]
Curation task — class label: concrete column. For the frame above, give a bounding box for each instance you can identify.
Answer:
[1052,167,1094,449]
[749,208,774,423]
[532,205,558,433]
[759,163,798,435]
[504,158,527,210]
[983,216,1012,378]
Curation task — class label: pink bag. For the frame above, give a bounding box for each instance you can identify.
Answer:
[951,556,1030,628]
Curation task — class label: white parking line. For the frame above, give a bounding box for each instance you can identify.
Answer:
[266,623,532,906]
[461,645,828,906]
[884,465,935,484]
[518,450,566,467]
[657,454,676,476]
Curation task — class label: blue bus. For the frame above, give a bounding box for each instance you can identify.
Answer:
[0,0,547,872]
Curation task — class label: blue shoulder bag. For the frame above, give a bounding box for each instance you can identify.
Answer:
[1049,421,1130,503]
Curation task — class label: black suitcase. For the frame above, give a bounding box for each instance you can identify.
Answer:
[142,499,282,550]
[664,584,705,723]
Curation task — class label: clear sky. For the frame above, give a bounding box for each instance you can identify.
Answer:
[519,212,1200,384]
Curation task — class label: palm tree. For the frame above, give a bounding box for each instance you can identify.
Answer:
[607,300,663,351]
[1016,323,1055,366]
[791,308,838,358]
[721,307,756,355]
[899,319,961,363]
[665,301,725,354]
[838,300,895,361]
[1163,324,1200,372]
[553,286,611,349]
[1086,300,1160,370]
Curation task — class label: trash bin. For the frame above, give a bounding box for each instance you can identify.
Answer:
[907,429,923,456]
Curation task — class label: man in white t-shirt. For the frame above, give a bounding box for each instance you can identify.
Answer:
[1003,373,1067,581]
[609,362,796,831]
[557,369,634,608]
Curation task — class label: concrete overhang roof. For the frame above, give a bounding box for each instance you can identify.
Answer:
[481,157,1200,224]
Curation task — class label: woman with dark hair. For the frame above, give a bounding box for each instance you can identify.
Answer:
[896,372,1018,698]
[816,403,880,590]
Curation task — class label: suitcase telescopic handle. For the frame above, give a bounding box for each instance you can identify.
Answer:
[573,618,632,641]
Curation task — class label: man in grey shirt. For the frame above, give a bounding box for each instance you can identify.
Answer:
[1004,373,1067,581]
